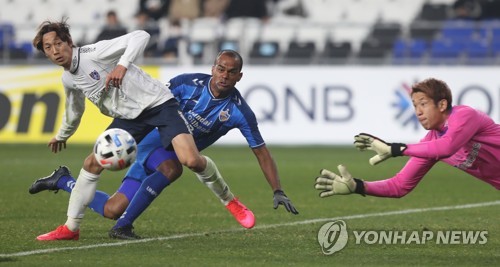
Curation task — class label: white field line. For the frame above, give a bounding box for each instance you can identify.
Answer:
[1,200,499,258]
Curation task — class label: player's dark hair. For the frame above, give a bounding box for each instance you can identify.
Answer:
[33,18,74,54]
[215,50,243,71]
[411,78,453,111]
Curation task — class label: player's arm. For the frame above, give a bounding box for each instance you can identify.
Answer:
[355,108,481,165]
[252,145,299,214]
[50,83,85,153]
[93,30,150,89]
[315,157,435,198]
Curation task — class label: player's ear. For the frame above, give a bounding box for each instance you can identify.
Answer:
[237,72,242,82]
[439,99,447,112]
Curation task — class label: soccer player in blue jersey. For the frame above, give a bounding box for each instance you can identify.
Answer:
[29,50,298,239]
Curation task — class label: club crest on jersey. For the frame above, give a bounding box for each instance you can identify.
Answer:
[89,70,100,80]
[219,109,230,122]
[72,56,78,69]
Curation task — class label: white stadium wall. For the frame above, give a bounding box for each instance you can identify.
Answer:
[1,65,499,145]
[162,66,500,145]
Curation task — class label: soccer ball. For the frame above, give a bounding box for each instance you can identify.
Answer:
[94,128,137,171]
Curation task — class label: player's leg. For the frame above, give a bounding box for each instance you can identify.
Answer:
[101,130,160,219]
[32,127,155,224]
[37,152,104,241]
[110,148,182,239]
[28,165,116,216]
[37,119,149,241]
[102,177,142,219]
[171,133,255,229]
[28,166,74,194]
[27,165,142,219]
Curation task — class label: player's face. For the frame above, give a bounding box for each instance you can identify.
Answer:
[210,54,242,98]
[412,92,447,130]
[42,31,73,70]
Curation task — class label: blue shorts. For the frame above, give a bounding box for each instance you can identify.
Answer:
[116,178,142,201]
[107,98,190,147]
[125,129,179,182]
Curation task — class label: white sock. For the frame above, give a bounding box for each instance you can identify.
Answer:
[65,168,100,231]
[195,156,234,205]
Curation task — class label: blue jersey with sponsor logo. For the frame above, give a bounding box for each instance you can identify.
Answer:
[126,73,264,180]
[170,73,264,150]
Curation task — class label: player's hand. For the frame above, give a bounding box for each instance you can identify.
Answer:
[273,190,299,214]
[354,133,407,165]
[48,137,66,153]
[105,64,127,90]
[314,165,357,197]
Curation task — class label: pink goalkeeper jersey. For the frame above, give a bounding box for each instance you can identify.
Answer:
[365,105,500,197]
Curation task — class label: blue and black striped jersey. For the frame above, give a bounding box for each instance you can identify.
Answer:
[169,73,265,150]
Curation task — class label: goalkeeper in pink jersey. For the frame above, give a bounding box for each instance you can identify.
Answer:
[315,78,500,198]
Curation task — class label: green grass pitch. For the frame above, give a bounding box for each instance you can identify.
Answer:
[0,144,499,266]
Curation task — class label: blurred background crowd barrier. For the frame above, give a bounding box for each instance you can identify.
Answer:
[1,0,500,66]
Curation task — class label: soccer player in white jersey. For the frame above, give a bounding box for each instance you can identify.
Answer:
[32,19,244,241]
[29,50,298,239]
[315,78,500,198]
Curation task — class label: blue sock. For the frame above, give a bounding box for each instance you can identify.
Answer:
[88,191,110,216]
[56,175,76,193]
[56,174,110,217]
[114,171,170,228]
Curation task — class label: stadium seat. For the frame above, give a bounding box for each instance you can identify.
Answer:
[464,39,490,64]
[249,41,279,64]
[440,20,476,41]
[187,41,205,59]
[189,18,220,44]
[409,21,440,41]
[369,22,402,51]
[392,39,407,58]
[0,41,33,60]
[358,39,390,64]
[321,41,352,64]
[371,22,402,40]
[295,24,327,55]
[391,38,427,64]
[223,18,262,59]
[329,25,370,55]
[301,0,346,24]
[0,23,14,48]
[324,41,351,57]
[418,3,450,21]
[218,40,240,52]
[379,0,424,25]
[429,38,464,64]
[284,41,315,64]
[259,23,296,58]
[491,38,500,59]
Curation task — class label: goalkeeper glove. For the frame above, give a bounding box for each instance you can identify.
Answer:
[354,133,407,166]
[273,190,299,214]
[314,164,365,197]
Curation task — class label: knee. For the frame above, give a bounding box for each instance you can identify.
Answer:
[157,160,183,182]
[83,153,104,174]
[103,203,125,220]
[180,156,205,172]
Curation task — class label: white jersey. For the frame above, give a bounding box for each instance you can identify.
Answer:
[56,30,173,141]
